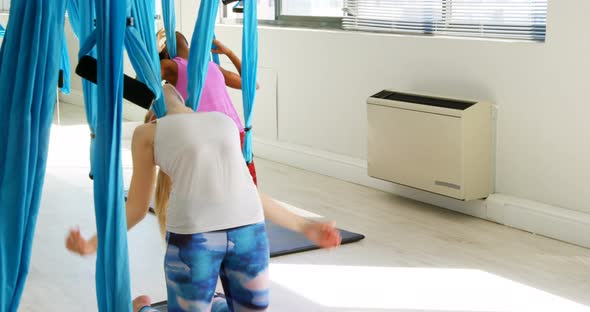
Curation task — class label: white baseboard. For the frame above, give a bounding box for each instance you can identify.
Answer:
[253,138,590,249]
[486,194,590,248]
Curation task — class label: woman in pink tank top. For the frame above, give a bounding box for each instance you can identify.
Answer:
[156,30,251,131]
[155,30,259,184]
[169,57,244,132]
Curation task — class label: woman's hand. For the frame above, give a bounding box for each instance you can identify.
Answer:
[65,227,97,256]
[303,221,342,249]
[211,39,232,56]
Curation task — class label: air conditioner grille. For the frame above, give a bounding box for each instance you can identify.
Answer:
[370,90,476,111]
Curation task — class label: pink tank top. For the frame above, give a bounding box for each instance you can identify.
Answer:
[172,57,244,132]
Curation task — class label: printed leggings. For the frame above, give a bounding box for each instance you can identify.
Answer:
[141,222,269,312]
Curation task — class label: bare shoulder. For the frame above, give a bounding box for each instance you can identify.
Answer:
[132,123,156,147]
[160,58,176,70]
[160,59,178,74]
[160,59,178,84]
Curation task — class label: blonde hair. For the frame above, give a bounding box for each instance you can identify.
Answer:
[154,170,172,238]
[145,110,171,239]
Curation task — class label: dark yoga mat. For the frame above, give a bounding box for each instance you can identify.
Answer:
[265,220,365,257]
[124,191,365,310]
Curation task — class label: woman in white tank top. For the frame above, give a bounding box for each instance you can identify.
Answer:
[66,84,341,312]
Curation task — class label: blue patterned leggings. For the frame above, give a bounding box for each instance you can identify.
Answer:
[141,222,270,312]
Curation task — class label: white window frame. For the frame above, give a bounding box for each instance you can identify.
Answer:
[220,0,548,41]
[221,0,342,30]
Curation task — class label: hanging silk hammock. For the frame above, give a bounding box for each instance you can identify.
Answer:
[161,0,177,59]
[128,0,166,117]
[0,24,69,93]
[186,0,219,112]
[59,30,71,94]
[239,0,258,164]
[74,0,170,307]
[81,0,132,308]
[67,0,98,177]
[0,0,67,310]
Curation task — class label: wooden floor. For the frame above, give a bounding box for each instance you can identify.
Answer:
[17,104,590,311]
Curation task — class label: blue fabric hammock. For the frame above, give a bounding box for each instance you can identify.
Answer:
[186,0,219,113]
[90,0,132,307]
[60,30,71,94]
[161,0,177,59]
[68,0,98,177]
[0,0,67,310]
[74,0,167,309]
[128,0,166,117]
[0,25,69,95]
[239,0,258,164]
[75,0,170,308]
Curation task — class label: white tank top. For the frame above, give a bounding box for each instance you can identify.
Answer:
[154,112,264,234]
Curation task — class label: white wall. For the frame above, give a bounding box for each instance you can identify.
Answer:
[191,1,590,217]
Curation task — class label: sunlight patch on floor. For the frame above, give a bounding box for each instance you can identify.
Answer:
[270,264,590,312]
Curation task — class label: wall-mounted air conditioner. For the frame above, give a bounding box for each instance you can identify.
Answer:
[367,90,492,200]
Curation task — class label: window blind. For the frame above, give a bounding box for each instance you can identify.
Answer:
[343,0,547,41]
[0,0,9,13]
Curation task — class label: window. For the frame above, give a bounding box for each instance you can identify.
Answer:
[224,0,276,21]
[222,0,342,28]
[223,0,344,19]
[1,0,9,13]
[281,0,343,17]
[342,0,548,41]
[221,0,547,41]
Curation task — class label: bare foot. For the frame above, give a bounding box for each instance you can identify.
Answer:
[132,295,152,312]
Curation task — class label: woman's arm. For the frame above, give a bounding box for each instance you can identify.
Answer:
[212,39,242,76]
[66,124,157,255]
[212,39,259,90]
[126,124,158,228]
[219,66,245,90]
[260,193,310,232]
[175,31,190,60]
[260,193,342,248]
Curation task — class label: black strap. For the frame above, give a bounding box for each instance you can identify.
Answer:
[58,70,64,88]
[232,1,244,13]
[89,133,95,180]
[76,55,155,109]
